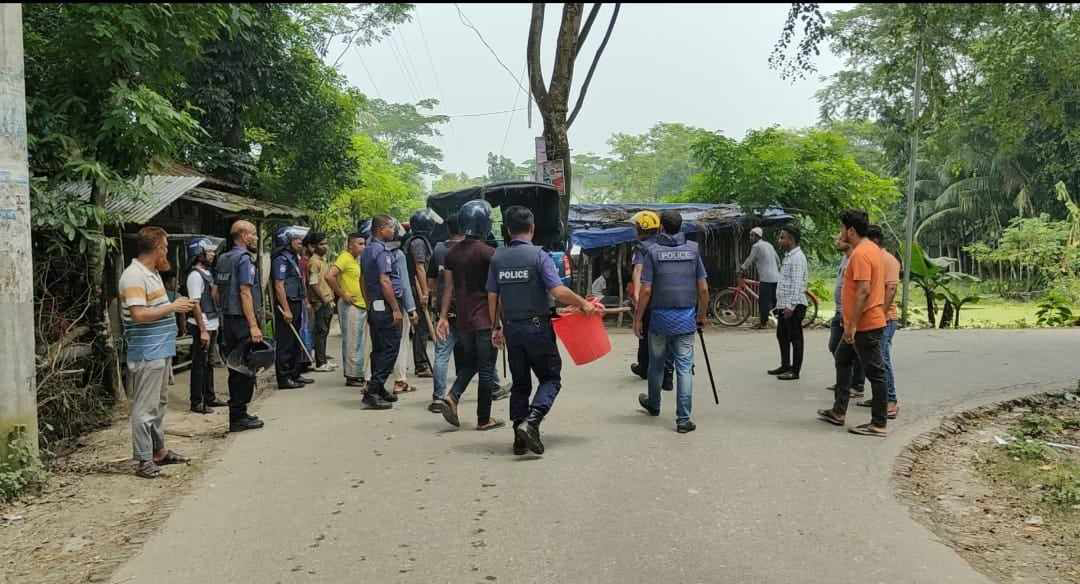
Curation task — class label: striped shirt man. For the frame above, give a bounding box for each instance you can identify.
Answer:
[777,246,809,310]
[120,259,178,362]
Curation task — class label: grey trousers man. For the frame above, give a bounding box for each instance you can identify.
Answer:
[129,358,170,461]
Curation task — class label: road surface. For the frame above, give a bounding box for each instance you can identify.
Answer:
[113,327,1080,584]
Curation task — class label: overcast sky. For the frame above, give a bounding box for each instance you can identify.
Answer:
[332,3,851,179]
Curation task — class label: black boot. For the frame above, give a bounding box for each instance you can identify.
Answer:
[512,421,527,455]
[515,410,544,455]
[662,369,674,391]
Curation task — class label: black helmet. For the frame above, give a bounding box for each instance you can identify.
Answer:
[226,339,276,377]
[357,218,372,240]
[459,200,493,240]
[274,226,308,250]
[409,208,441,236]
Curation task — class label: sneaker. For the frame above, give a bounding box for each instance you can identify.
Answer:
[777,372,800,381]
[277,379,304,390]
[638,393,660,416]
[428,400,444,413]
[345,377,366,388]
[630,363,647,380]
[190,404,213,414]
[376,389,398,403]
[513,425,527,455]
[676,420,697,434]
[415,368,433,379]
[492,386,510,401]
[313,364,334,372]
[516,420,544,455]
[767,366,791,376]
[294,376,315,385]
[361,393,393,410]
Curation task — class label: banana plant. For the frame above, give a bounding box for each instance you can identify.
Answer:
[903,242,982,328]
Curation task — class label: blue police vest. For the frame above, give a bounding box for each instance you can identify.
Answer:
[216,246,262,317]
[361,239,402,302]
[491,242,551,321]
[275,250,305,302]
[647,233,700,309]
[192,266,218,320]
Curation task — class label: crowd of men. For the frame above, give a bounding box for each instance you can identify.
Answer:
[116,204,901,477]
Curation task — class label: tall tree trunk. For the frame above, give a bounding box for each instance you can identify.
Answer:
[938,299,953,329]
[88,183,122,402]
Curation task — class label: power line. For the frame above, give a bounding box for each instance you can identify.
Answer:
[501,60,527,158]
[396,26,447,152]
[385,32,423,103]
[447,107,528,119]
[356,53,383,100]
[454,3,530,95]
[415,12,457,143]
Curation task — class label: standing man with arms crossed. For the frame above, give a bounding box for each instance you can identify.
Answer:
[816,209,890,437]
[435,200,503,431]
[857,225,900,419]
[120,227,194,478]
[634,211,710,434]
[327,233,369,390]
[215,220,267,432]
[771,225,809,381]
[628,211,673,391]
[271,227,312,390]
[489,205,597,455]
[360,215,404,410]
[740,226,781,329]
[185,237,225,414]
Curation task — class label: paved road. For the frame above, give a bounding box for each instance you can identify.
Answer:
[113,327,1080,584]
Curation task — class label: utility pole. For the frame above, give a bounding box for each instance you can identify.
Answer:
[0,3,39,462]
[900,39,923,327]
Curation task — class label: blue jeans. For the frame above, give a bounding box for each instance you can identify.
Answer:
[646,332,695,424]
[881,319,897,402]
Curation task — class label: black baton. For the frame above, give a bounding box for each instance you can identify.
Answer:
[697,327,719,405]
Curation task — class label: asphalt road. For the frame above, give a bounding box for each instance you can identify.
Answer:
[113,327,1080,584]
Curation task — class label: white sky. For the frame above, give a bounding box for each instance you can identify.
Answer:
[331,3,851,179]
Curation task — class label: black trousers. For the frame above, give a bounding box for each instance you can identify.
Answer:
[506,318,563,422]
[274,299,303,384]
[758,282,778,326]
[222,316,255,421]
[313,302,333,367]
[776,304,806,374]
[831,327,888,427]
[636,308,674,377]
[368,309,402,396]
[448,328,497,423]
[190,330,218,406]
[828,315,865,389]
[412,303,432,372]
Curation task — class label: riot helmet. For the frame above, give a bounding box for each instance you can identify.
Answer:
[459,200,493,240]
[273,226,309,251]
[408,208,442,236]
[226,339,276,377]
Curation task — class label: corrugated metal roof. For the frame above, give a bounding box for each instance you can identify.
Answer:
[182,187,308,219]
[67,176,206,223]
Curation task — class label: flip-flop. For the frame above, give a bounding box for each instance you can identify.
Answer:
[136,460,162,479]
[888,405,899,420]
[816,409,845,426]
[476,419,506,431]
[848,423,887,438]
[440,398,460,427]
[155,450,189,465]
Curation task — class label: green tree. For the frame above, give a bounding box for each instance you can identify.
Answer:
[486,153,520,182]
[322,134,424,236]
[606,122,711,201]
[431,172,485,194]
[360,98,448,177]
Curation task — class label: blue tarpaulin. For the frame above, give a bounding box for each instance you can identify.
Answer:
[568,203,790,251]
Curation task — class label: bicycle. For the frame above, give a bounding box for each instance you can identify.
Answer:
[711,277,819,328]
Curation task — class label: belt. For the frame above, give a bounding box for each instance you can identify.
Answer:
[506,315,551,325]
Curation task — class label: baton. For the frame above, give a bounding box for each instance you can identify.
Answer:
[414,275,437,371]
[277,304,316,364]
[697,327,719,405]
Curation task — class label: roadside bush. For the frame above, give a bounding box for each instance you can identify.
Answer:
[0,433,48,503]
[1035,291,1077,327]
[1005,438,1050,461]
[1013,413,1065,439]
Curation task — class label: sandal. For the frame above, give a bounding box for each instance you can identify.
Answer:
[440,398,460,427]
[155,450,189,465]
[816,409,845,426]
[136,460,162,479]
[888,404,899,420]
[476,419,506,431]
[848,423,887,438]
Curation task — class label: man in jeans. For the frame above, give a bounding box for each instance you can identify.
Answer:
[328,233,369,389]
[826,232,866,397]
[857,225,900,419]
[740,226,780,329]
[634,210,710,434]
[120,226,194,478]
[771,225,808,381]
[817,209,889,437]
[305,232,336,372]
[435,200,503,431]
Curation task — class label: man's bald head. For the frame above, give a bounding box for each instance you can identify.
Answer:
[231,220,257,249]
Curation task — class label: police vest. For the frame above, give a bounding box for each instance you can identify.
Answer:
[275,250,305,302]
[491,242,551,321]
[647,234,700,309]
[401,233,432,282]
[216,246,262,317]
[193,266,219,320]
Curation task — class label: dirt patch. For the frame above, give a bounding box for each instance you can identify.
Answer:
[0,368,273,584]
[896,391,1080,584]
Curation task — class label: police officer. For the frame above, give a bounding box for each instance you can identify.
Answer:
[359,214,404,410]
[402,209,440,378]
[628,211,673,391]
[633,210,709,434]
[271,226,312,390]
[488,205,597,456]
[215,220,266,432]
[185,237,225,414]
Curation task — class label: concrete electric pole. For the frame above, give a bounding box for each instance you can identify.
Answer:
[0,3,39,462]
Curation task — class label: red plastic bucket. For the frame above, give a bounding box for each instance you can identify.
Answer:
[552,303,611,366]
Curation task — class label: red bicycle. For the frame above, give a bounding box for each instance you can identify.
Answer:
[711,277,819,328]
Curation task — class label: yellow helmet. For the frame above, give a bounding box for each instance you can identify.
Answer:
[630,210,660,231]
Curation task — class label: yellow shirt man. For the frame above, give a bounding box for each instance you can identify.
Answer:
[334,249,366,309]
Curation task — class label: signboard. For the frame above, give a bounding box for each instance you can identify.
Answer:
[535,136,547,164]
[538,159,565,196]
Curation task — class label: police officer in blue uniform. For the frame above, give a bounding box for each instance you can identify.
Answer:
[628,211,674,391]
[488,205,597,456]
[215,220,267,432]
[633,210,710,434]
[359,215,404,410]
[271,226,311,390]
